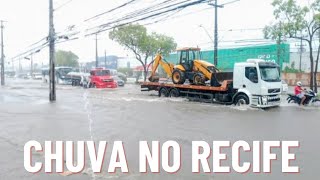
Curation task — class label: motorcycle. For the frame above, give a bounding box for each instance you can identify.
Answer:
[287,89,320,105]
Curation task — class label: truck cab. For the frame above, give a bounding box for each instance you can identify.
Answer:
[233,59,282,107]
[89,68,117,88]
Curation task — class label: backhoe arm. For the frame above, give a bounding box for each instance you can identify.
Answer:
[148,54,174,82]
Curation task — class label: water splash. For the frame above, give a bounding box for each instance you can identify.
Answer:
[82,90,96,180]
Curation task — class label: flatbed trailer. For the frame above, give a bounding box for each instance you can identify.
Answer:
[141,59,283,108]
[141,80,238,105]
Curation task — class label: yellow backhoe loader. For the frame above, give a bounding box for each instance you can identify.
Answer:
[172,47,219,85]
[148,47,220,86]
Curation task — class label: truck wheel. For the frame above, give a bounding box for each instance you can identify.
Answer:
[159,88,169,97]
[169,88,180,97]
[234,94,249,106]
[193,73,205,85]
[172,69,186,84]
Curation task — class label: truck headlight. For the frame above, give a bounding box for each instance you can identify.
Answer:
[262,96,268,105]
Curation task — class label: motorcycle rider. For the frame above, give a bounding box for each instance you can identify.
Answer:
[294,81,306,105]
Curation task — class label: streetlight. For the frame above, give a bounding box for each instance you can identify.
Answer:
[199,25,214,44]
[24,49,41,77]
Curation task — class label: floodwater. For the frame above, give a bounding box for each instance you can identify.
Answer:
[0,78,319,180]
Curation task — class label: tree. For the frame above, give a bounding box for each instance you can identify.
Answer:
[109,24,177,81]
[263,0,320,92]
[55,50,79,67]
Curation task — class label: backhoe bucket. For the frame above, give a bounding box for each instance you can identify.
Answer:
[148,76,160,82]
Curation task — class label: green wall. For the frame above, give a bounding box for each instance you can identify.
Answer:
[165,44,290,71]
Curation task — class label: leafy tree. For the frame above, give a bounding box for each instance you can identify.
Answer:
[264,0,320,92]
[55,50,79,67]
[109,24,177,81]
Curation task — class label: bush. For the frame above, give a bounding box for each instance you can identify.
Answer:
[283,62,304,73]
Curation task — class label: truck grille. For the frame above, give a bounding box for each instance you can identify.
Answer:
[103,79,113,82]
[268,95,280,102]
[268,88,280,93]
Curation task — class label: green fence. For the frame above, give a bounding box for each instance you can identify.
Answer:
[165,44,290,71]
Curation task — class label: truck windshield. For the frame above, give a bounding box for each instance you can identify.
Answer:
[96,70,110,76]
[259,66,281,82]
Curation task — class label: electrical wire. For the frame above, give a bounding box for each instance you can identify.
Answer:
[86,0,209,36]
[84,0,138,22]
[54,0,74,11]
[85,0,187,31]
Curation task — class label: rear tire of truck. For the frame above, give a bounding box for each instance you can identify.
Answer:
[234,94,249,106]
[169,88,180,97]
[172,69,186,84]
[159,88,169,97]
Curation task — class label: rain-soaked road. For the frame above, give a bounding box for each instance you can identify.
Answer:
[0,78,319,180]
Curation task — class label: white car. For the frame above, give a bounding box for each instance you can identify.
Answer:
[32,73,43,80]
[281,80,288,93]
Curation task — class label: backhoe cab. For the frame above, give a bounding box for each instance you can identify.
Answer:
[172,47,218,85]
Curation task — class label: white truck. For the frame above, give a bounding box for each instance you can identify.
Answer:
[141,59,282,108]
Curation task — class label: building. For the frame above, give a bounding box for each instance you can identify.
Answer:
[165,44,290,71]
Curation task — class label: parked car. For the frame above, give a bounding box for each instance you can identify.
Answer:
[113,76,125,87]
[281,80,288,93]
[15,73,29,79]
[32,73,43,80]
[117,72,127,82]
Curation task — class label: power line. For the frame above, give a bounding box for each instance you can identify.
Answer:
[54,0,74,11]
[85,0,138,22]
[86,0,209,36]
[85,0,187,31]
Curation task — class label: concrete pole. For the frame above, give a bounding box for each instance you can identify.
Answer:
[95,33,98,68]
[30,54,33,76]
[213,0,218,66]
[1,21,5,86]
[104,50,107,68]
[49,0,56,101]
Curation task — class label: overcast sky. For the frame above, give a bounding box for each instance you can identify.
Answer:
[0,0,280,67]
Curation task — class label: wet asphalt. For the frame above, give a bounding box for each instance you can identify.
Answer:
[0,78,319,180]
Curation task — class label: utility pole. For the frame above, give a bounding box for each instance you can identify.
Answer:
[208,0,223,66]
[104,50,107,68]
[214,0,218,67]
[95,33,99,68]
[49,0,56,101]
[11,59,14,71]
[30,54,33,75]
[1,20,5,86]
[299,32,303,71]
[19,58,21,72]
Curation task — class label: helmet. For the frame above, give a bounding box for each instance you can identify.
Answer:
[297,81,302,86]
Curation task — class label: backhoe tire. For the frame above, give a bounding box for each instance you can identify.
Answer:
[172,69,186,84]
[159,88,169,97]
[234,94,249,106]
[169,88,180,97]
[193,73,205,85]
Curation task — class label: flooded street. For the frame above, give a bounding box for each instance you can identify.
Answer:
[0,79,319,180]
